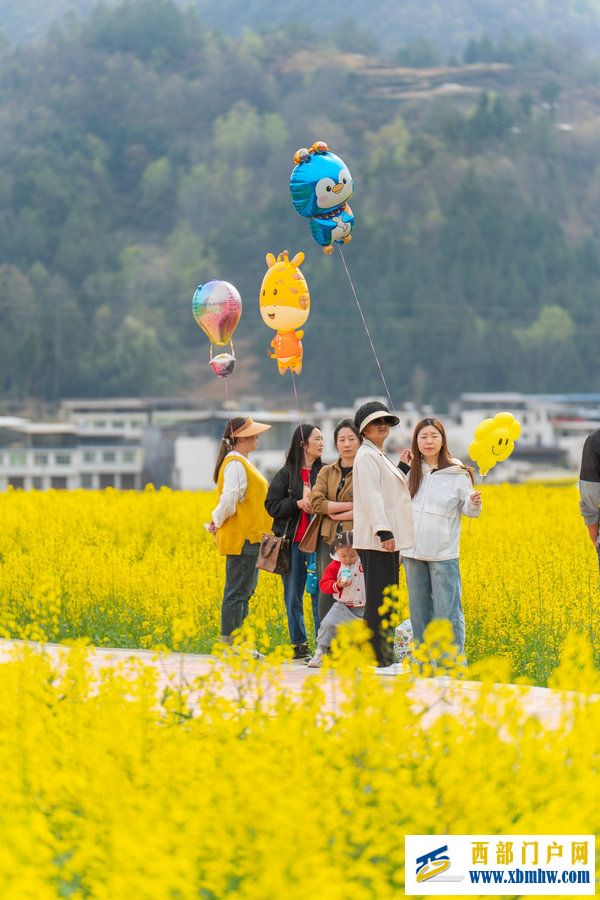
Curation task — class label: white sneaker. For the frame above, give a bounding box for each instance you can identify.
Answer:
[371,663,405,676]
[306,647,326,668]
[220,644,264,660]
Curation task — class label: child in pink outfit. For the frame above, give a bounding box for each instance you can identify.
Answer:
[307,532,365,667]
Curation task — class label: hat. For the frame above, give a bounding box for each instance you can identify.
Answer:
[232,417,271,438]
[354,401,399,434]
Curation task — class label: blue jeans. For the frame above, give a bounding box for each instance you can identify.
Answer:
[281,541,314,645]
[403,557,465,655]
[221,540,259,636]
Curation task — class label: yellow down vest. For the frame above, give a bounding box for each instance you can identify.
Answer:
[215,455,273,556]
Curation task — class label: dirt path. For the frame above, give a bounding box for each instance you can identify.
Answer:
[0,639,582,728]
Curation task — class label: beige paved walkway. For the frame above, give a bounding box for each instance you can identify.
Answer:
[0,639,589,728]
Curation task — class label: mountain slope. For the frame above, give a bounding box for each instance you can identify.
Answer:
[2,0,600,51]
[1,2,600,405]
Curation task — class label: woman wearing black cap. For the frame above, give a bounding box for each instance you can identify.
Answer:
[352,401,414,666]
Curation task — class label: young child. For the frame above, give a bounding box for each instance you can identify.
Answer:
[306,531,365,668]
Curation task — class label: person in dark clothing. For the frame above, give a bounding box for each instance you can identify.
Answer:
[579,428,600,568]
[352,401,414,667]
[265,423,324,659]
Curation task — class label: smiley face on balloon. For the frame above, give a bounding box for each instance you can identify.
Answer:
[468,412,521,477]
[259,250,310,376]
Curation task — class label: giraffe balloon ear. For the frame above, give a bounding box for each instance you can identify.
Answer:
[290,252,305,267]
[265,252,276,268]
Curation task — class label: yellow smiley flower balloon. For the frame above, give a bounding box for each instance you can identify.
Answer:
[468,411,522,477]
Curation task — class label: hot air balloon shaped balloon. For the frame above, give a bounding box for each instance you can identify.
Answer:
[259,250,310,375]
[290,141,354,255]
[192,280,241,378]
[468,412,522,477]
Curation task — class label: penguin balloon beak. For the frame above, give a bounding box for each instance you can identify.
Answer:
[332,183,344,194]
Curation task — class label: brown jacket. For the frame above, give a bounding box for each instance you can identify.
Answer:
[310,459,354,545]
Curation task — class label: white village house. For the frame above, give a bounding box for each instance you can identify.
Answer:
[0,392,598,491]
[0,417,143,491]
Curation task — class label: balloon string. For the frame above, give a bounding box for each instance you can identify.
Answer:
[291,370,301,422]
[224,375,243,496]
[291,372,307,463]
[339,246,406,442]
[339,246,394,410]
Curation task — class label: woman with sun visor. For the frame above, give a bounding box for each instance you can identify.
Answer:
[208,416,273,648]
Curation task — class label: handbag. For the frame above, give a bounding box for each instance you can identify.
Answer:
[256,471,298,575]
[256,533,290,575]
[298,514,321,553]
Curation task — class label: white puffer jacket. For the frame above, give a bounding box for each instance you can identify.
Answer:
[402,460,480,562]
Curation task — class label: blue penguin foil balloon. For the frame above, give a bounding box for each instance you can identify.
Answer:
[289,141,354,255]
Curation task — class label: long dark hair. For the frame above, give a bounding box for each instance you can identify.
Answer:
[408,418,453,498]
[213,416,248,483]
[284,422,323,487]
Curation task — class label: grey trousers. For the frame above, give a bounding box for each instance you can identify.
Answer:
[221,540,259,637]
[316,601,364,651]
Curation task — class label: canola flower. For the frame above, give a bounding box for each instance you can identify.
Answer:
[0,482,598,896]
[0,484,598,685]
[0,626,597,897]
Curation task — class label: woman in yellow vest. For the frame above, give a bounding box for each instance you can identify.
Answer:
[208,416,273,646]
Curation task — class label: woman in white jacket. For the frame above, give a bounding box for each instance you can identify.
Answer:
[353,401,414,666]
[400,418,481,658]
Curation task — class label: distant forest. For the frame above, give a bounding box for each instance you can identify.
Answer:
[1,0,600,408]
[4,0,600,52]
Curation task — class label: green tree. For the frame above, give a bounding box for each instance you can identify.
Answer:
[140,157,175,222]
[84,0,197,65]
[395,37,442,68]
[0,266,36,395]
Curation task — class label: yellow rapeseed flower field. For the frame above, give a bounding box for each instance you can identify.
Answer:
[0,486,598,896]
[0,483,597,684]
[0,634,597,897]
